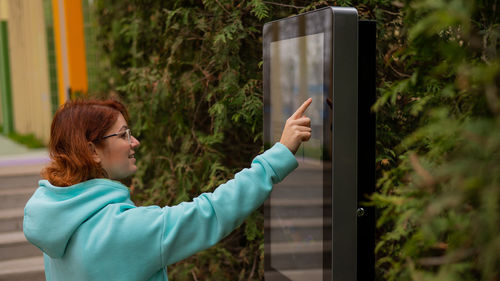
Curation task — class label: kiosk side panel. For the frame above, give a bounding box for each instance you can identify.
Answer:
[357,20,376,281]
[330,7,358,281]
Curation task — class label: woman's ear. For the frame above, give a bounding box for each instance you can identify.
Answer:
[88,142,101,164]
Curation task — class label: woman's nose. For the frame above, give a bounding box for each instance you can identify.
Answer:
[131,136,140,147]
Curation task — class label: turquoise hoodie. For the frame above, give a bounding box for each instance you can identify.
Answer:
[23,143,297,281]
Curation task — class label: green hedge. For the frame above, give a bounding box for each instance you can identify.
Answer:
[371,0,500,280]
[89,0,499,280]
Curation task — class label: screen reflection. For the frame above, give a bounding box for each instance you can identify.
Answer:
[268,33,331,281]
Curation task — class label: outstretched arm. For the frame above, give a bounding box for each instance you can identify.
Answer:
[157,98,313,265]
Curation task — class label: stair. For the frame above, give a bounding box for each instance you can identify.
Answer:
[0,257,45,281]
[265,160,331,275]
[0,159,46,280]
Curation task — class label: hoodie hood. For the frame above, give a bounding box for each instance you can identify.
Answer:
[23,179,133,258]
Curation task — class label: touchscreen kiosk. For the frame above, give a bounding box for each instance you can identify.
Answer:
[263,7,375,281]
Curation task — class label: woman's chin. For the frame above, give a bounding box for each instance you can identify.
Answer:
[111,167,137,180]
[129,165,138,175]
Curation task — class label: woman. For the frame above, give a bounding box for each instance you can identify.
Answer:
[23,98,312,281]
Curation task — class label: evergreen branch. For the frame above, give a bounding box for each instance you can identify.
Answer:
[262,1,305,9]
[417,248,477,266]
[214,0,231,15]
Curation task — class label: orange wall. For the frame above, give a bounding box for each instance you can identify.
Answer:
[65,0,87,95]
[52,0,87,104]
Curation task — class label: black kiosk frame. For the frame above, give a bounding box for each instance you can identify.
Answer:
[263,7,375,281]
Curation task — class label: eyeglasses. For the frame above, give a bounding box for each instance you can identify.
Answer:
[97,128,133,144]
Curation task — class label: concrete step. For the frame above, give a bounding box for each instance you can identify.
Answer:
[266,241,331,271]
[266,205,324,219]
[0,256,44,281]
[0,175,42,190]
[0,232,42,261]
[0,151,49,178]
[0,209,23,233]
[0,165,45,178]
[0,188,36,210]
[268,240,329,255]
[265,217,330,228]
[266,198,325,207]
[265,217,331,243]
[264,268,323,281]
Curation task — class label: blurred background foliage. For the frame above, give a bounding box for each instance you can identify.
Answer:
[370,0,500,280]
[88,0,499,280]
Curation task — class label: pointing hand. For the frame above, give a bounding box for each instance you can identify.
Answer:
[279,98,312,154]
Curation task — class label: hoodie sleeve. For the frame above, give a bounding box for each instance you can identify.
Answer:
[159,142,297,266]
[59,143,297,279]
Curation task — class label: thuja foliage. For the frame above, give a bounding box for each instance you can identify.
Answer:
[89,1,338,280]
[89,0,499,280]
[371,0,500,280]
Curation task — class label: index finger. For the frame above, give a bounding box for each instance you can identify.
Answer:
[291,98,312,119]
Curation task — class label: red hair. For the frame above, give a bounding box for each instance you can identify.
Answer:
[41,99,130,186]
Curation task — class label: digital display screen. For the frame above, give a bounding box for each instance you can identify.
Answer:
[268,33,332,281]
